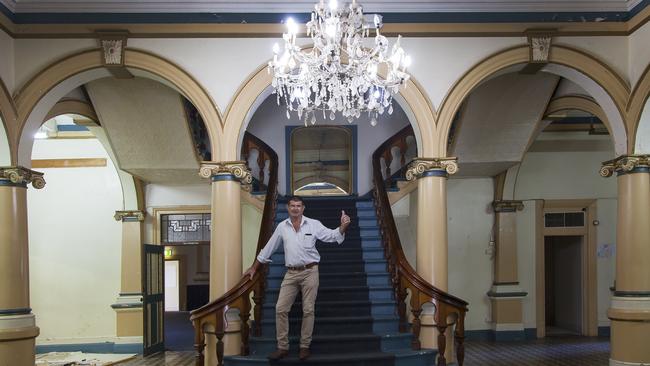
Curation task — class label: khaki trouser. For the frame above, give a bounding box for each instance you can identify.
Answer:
[275,265,319,350]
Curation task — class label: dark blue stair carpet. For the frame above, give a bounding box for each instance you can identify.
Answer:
[227,197,435,366]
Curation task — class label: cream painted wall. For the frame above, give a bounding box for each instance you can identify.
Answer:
[13,39,96,94]
[0,29,14,94]
[629,19,650,88]
[393,178,495,331]
[28,138,124,342]
[144,183,261,274]
[516,200,537,329]
[447,178,495,330]
[556,37,629,84]
[515,150,617,331]
[634,100,650,153]
[0,117,9,165]
[128,37,527,113]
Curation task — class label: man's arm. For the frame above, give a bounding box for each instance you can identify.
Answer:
[243,227,281,280]
[314,210,351,244]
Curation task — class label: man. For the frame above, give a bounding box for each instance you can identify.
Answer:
[243,195,351,361]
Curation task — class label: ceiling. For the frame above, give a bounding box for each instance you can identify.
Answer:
[0,0,643,14]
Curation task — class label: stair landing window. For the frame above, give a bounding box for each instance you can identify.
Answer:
[291,126,352,196]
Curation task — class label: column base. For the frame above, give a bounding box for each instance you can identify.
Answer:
[0,314,39,366]
[112,293,143,337]
[608,296,650,365]
[488,284,527,342]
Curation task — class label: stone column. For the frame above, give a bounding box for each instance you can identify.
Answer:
[111,210,145,337]
[0,167,45,366]
[405,158,457,351]
[601,156,650,366]
[488,200,527,341]
[199,161,251,364]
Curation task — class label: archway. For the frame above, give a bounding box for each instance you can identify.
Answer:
[629,63,650,153]
[222,62,436,162]
[0,78,16,165]
[14,48,221,166]
[437,45,629,156]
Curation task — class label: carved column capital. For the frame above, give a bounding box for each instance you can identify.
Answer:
[405,157,458,181]
[492,200,524,213]
[199,161,252,185]
[600,155,650,177]
[0,166,46,189]
[114,210,145,222]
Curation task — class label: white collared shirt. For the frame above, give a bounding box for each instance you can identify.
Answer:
[256,215,345,267]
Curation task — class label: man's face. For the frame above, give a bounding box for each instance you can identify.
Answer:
[287,200,305,219]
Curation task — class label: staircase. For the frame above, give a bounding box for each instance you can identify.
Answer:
[225,197,436,366]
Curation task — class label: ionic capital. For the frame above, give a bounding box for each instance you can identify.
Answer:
[114,210,145,222]
[405,157,458,181]
[199,161,252,184]
[492,200,524,213]
[600,155,650,177]
[0,166,46,189]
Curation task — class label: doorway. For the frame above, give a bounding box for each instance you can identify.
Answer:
[544,235,583,336]
[534,200,598,338]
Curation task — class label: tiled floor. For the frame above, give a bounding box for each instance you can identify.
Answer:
[119,337,610,365]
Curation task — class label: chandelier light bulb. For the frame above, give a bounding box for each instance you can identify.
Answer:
[286,18,298,35]
[268,0,411,126]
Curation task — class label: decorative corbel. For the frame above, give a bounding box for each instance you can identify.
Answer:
[96,31,133,79]
[521,29,556,74]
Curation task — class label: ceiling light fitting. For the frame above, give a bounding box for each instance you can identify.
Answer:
[268,0,411,127]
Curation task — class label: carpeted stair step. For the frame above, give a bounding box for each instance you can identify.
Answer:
[247,332,413,356]
[265,272,390,288]
[261,299,397,318]
[270,247,384,262]
[225,350,397,366]
[264,286,394,303]
[267,259,387,276]
[259,314,400,337]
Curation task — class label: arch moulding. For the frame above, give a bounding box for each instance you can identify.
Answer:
[44,99,98,122]
[545,95,610,128]
[436,44,630,157]
[221,63,438,161]
[0,76,18,164]
[627,62,650,150]
[13,48,222,164]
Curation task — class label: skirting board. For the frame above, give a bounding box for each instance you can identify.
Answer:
[36,342,142,354]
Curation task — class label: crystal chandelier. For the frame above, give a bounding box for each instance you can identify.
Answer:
[268,0,411,126]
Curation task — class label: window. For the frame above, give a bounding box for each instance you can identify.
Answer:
[161,213,211,244]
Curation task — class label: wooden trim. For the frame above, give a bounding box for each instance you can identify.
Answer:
[535,200,545,338]
[31,158,106,168]
[536,199,599,338]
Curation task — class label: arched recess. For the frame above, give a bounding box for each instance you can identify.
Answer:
[628,62,650,153]
[221,61,437,161]
[545,95,611,127]
[437,45,630,157]
[0,77,17,165]
[13,48,222,166]
[43,99,140,210]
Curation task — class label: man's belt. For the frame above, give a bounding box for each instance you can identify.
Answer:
[286,262,319,271]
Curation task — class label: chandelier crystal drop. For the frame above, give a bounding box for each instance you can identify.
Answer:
[268,0,411,126]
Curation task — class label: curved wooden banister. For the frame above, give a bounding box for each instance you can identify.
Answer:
[190,131,278,366]
[372,126,468,366]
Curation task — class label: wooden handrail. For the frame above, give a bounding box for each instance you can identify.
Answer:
[190,132,278,366]
[372,126,468,366]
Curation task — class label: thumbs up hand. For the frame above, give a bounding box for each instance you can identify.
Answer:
[340,210,351,234]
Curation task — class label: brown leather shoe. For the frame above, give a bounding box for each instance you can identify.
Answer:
[299,348,311,361]
[268,349,289,360]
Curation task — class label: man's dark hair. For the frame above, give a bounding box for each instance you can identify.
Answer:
[287,195,304,205]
